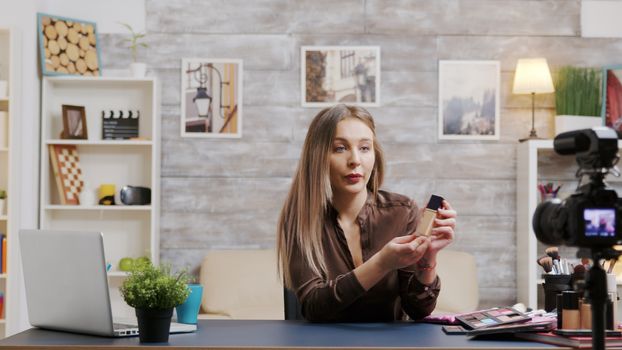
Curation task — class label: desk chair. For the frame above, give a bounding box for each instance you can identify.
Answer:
[433,249,479,314]
[198,249,285,320]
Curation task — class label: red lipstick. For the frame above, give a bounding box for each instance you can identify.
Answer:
[345,173,363,184]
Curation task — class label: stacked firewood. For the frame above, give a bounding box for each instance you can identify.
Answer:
[40,15,100,76]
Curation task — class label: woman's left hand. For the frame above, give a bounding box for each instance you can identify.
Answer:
[427,200,456,254]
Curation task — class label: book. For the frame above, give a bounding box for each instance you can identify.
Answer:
[516,331,622,348]
[466,320,554,337]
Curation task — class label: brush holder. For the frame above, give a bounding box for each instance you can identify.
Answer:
[542,274,573,312]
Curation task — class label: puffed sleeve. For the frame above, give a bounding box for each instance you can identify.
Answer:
[398,199,441,319]
[289,245,366,322]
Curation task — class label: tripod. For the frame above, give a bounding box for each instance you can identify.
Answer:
[584,248,621,350]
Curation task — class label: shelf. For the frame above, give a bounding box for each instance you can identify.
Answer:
[0,216,6,221]
[45,205,151,211]
[46,140,152,146]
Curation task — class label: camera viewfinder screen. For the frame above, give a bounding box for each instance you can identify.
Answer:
[584,208,616,237]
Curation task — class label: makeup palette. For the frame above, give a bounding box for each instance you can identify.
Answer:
[456,308,531,330]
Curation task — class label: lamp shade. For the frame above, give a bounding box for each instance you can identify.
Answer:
[512,58,555,95]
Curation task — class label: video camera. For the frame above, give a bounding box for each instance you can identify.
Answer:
[532,127,622,247]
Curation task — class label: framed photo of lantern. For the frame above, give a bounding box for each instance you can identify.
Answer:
[180,58,243,138]
[37,13,102,76]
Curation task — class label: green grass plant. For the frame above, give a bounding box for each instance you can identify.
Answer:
[555,66,601,116]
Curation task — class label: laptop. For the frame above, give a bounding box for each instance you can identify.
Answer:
[19,229,197,337]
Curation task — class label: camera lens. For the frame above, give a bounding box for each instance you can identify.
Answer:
[533,199,566,245]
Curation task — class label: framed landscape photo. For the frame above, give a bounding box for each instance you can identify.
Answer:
[438,60,500,140]
[37,13,102,76]
[602,65,622,132]
[62,104,88,139]
[180,58,243,138]
[302,46,380,107]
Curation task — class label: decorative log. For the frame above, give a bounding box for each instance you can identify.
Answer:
[59,53,69,67]
[79,49,85,58]
[88,33,96,46]
[57,36,68,50]
[79,36,90,51]
[85,50,98,70]
[50,55,60,69]
[44,25,57,40]
[67,28,79,44]
[44,48,51,59]
[41,16,51,26]
[75,59,87,73]
[66,44,79,61]
[67,62,76,73]
[48,40,60,55]
[54,21,68,37]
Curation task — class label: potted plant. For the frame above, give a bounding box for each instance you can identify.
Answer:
[119,22,149,78]
[120,260,189,343]
[554,66,602,135]
[0,190,5,215]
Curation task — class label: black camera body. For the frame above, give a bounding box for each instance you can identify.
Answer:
[532,127,622,248]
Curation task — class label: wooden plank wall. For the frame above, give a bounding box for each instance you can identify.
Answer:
[98,0,622,308]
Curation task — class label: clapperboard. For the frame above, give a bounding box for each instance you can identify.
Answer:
[102,110,140,140]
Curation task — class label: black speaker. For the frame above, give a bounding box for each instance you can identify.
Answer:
[120,186,151,205]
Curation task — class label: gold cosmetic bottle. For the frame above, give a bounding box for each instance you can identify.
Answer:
[415,195,444,237]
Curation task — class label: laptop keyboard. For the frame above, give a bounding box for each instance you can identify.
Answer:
[113,323,137,330]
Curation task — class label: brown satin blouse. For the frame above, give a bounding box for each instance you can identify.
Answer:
[290,190,441,322]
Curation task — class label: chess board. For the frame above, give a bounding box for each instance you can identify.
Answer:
[49,144,84,205]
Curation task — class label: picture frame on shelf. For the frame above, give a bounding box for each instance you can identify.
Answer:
[48,144,84,205]
[62,104,88,139]
[438,60,500,140]
[601,65,622,132]
[301,46,380,108]
[180,58,243,138]
[37,13,102,77]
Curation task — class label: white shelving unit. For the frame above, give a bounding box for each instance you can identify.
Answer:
[39,76,160,318]
[517,139,622,309]
[0,27,14,339]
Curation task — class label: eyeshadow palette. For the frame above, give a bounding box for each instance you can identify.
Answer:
[455,307,532,330]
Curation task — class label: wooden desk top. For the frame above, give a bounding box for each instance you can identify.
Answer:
[0,320,565,350]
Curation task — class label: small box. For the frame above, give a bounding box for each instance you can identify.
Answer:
[102,110,139,140]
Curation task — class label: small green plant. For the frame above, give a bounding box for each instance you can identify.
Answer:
[555,66,602,116]
[120,260,190,310]
[119,22,148,62]
[0,190,6,199]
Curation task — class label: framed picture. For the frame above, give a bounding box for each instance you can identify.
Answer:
[181,58,243,138]
[301,46,380,107]
[438,60,500,140]
[601,65,622,132]
[62,104,88,139]
[48,144,84,205]
[37,13,102,76]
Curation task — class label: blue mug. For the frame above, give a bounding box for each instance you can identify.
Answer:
[176,284,204,324]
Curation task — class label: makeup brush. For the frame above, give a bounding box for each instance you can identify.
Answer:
[537,256,553,273]
[545,247,560,260]
[572,264,586,281]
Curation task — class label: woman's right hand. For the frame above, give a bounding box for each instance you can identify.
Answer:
[377,234,430,271]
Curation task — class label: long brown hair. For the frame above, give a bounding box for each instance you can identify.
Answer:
[277,104,385,288]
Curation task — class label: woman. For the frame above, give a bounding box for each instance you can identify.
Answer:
[277,104,457,322]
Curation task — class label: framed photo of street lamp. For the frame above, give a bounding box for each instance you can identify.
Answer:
[301,46,380,107]
[181,58,243,138]
[438,60,500,140]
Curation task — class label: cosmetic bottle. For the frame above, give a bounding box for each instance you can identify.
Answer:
[556,293,563,329]
[580,298,591,329]
[561,291,580,329]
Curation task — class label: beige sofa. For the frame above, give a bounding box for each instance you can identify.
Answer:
[197,249,478,319]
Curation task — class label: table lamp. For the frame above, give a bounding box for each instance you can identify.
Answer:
[512,58,555,142]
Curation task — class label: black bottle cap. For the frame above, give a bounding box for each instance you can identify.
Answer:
[562,291,579,309]
[427,195,444,210]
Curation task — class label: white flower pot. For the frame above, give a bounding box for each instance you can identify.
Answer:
[130,63,147,78]
[555,115,602,136]
[0,80,7,98]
